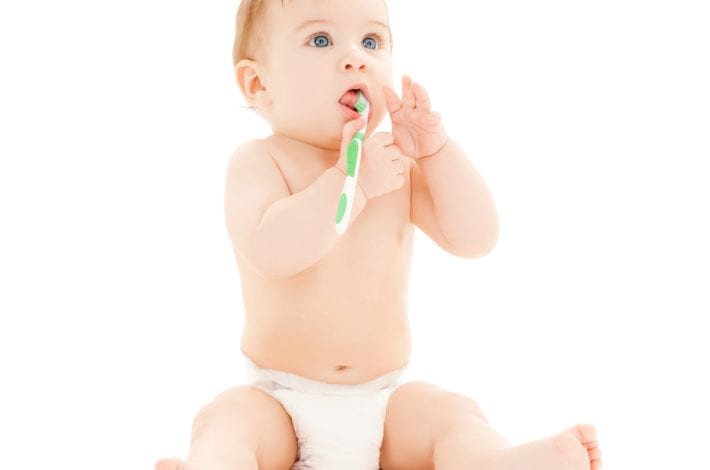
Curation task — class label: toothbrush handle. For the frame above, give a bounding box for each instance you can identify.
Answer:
[335,130,365,235]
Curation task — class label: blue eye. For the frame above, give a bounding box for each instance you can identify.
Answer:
[363,36,378,49]
[307,32,385,49]
[310,34,331,48]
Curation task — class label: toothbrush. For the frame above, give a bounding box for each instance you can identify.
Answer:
[335,90,370,235]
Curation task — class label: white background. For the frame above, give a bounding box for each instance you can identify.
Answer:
[1,0,708,469]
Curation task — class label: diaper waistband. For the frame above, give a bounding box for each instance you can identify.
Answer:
[242,352,407,396]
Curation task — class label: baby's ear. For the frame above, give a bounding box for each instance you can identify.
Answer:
[235,59,271,108]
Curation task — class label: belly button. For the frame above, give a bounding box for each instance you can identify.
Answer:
[334,365,350,372]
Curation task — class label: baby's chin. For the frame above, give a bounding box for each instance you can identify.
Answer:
[271,109,380,150]
[303,117,359,149]
[272,126,342,152]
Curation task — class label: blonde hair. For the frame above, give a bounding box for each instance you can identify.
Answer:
[232,0,392,67]
[232,0,280,67]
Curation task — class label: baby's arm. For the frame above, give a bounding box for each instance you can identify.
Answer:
[412,140,499,258]
[224,139,367,280]
[384,76,499,258]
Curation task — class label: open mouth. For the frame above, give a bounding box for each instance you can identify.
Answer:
[339,89,365,110]
[339,88,372,119]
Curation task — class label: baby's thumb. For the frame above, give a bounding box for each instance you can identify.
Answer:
[341,117,366,146]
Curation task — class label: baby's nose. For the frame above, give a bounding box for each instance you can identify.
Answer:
[340,51,368,72]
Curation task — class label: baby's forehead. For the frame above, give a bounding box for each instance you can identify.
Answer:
[266,0,390,33]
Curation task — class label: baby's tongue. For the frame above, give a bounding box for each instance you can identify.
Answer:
[339,90,359,109]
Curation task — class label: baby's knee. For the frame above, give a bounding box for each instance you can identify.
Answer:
[190,386,263,441]
[190,385,298,469]
[192,385,295,443]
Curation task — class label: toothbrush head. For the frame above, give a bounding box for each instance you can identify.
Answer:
[354,90,370,115]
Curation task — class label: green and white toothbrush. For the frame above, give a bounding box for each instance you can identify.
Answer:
[335,90,370,235]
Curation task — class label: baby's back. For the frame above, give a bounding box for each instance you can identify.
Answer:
[227,136,415,384]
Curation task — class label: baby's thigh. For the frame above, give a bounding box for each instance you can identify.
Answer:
[190,385,298,470]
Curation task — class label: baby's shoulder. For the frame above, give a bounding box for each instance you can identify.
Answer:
[228,138,271,168]
[226,138,282,176]
[225,138,289,191]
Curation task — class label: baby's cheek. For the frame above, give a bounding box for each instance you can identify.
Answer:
[368,106,386,132]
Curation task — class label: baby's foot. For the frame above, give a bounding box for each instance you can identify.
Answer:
[155,457,192,470]
[485,424,601,470]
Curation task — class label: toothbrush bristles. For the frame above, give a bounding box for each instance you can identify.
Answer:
[354,91,369,114]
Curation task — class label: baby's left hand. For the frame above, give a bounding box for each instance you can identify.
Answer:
[383,75,448,160]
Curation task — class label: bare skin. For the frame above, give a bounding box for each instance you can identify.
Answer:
[237,132,414,384]
[156,0,601,468]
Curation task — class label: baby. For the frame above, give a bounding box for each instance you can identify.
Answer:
[157,0,602,469]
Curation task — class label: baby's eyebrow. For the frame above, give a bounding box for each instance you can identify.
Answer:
[292,18,390,34]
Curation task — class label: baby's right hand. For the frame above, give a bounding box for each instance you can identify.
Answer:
[335,117,406,200]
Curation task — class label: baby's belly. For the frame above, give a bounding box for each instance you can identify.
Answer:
[241,303,412,384]
[239,235,413,384]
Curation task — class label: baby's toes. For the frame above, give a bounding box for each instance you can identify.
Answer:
[573,423,598,444]
[586,441,602,469]
[571,424,602,469]
[591,458,603,470]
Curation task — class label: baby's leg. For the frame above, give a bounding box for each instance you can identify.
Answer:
[435,423,601,470]
[382,381,601,470]
[477,424,601,470]
[155,386,298,470]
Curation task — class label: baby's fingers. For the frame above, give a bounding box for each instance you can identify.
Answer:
[342,116,366,142]
[408,78,432,111]
[402,75,416,109]
[391,173,405,190]
[391,156,405,175]
[390,157,406,189]
[382,85,403,114]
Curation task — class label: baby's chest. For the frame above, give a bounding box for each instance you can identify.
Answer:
[277,155,412,227]
[311,215,413,305]
[333,191,413,267]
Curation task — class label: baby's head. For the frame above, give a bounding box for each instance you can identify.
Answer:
[233,0,394,150]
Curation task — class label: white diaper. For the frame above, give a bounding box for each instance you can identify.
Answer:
[243,354,408,470]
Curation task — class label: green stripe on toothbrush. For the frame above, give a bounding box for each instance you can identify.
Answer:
[335,90,370,232]
[346,139,360,176]
[336,193,348,223]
